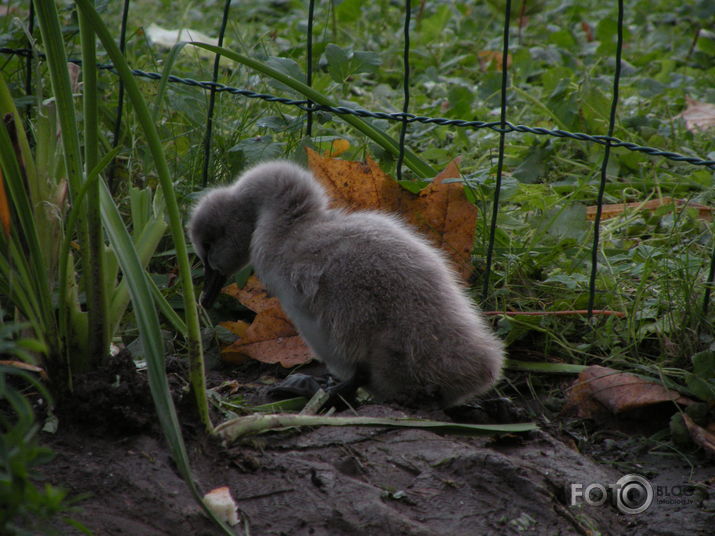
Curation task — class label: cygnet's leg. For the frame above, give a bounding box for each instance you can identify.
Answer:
[267,365,370,409]
[323,362,371,409]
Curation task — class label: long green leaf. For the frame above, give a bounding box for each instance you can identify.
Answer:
[78,0,109,360]
[216,413,538,443]
[98,181,232,535]
[57,146,121,347]
[505,359,586,374]
[73,0,209,431]
[109,217,168,333]
[151,42,189,122]
[73,2,227,532]
[0,79,55,353]
[147,275,188,337]
[34,0,94,366]
[191,42,437,179]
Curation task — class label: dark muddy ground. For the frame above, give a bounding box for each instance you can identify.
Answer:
[36,354,714,536]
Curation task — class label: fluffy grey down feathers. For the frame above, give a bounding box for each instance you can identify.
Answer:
[189,161,505,407]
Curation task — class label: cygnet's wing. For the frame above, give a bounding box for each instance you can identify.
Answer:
[290,211,451,359]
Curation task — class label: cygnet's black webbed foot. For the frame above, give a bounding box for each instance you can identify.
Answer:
[267,373,325,399]
[445,397,528,424]
[268,365,370,410]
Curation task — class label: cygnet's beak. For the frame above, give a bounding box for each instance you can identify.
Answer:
[200,265,228,308]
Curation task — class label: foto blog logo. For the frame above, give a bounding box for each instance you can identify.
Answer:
[570,474,654,515]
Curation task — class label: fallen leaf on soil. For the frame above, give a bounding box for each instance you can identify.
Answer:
[682,414,715,457]
[677,97,715,132]
[219,277,313,367]
[219,320,250,338]
[564,365,693,418]
[408,157,477,279]
[225,336,313,368]
[586,197,712,222]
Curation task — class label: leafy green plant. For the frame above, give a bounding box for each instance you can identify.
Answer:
[686,351,715,402]
[1,1,229,533]
[0,76,178,377]
[0,325,84,535]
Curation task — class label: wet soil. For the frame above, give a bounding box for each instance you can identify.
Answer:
[36,355,715,536]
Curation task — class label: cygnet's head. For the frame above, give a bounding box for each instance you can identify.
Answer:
[188,161,328,307]
[188,183,255,307]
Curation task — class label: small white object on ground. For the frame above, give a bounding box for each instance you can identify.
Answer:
[203,486,239,526]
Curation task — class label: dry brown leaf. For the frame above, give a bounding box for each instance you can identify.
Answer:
[563,370,607,419]
[224,336,312,368]
[219,276,312,367]
[321,139,350,158]
[683,414,715,457]
[218,320,250,338]
[243,304,297,341]
[565,365,693,418]
[581,21,595,42]
[677,97,715,132]
[307,148,405,211]
[222,277,277,312]
[407,157,477,279]
[307,149,477,279]
[586,197,713,222]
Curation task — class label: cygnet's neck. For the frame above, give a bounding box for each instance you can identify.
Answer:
[237,161,330,232]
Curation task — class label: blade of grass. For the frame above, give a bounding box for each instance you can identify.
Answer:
[151,42,189,122]
[505,358,586,374]
[108,217,168,332]
[147,274,188,337]
[191,42,437,179]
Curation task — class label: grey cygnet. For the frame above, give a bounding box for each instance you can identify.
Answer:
[188,161,505,407]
